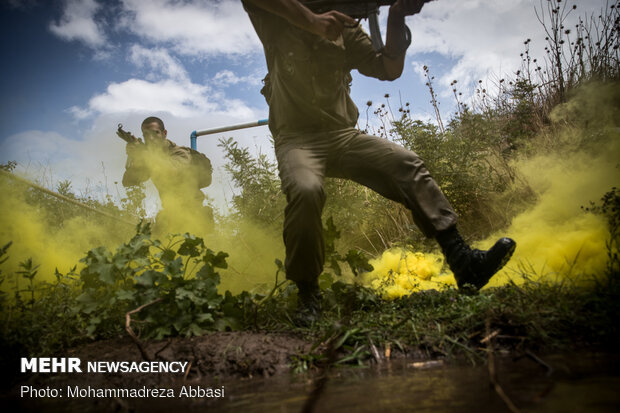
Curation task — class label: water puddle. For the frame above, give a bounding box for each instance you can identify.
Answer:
[7,352,619,412]
[202,352,620,413]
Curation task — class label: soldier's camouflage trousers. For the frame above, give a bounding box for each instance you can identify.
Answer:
[274,128,458,284]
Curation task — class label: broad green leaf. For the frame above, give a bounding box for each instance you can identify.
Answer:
[135,270,163,287]
[178,235,204,257]
[115,289,135,301]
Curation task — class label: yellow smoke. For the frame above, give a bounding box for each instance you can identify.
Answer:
[131,145,285,294]
[362,249,454,299]
[0,176,134,284]
[487,83,619,287]
[0,139,285,295]
[364,82,620,298]
[211,220,285,295]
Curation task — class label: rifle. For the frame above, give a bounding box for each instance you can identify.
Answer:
[116,124,143,145]
[303,0,432,50]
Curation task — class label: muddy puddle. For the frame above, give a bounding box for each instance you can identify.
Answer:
[203,352,620,413]
[6,350,619,412]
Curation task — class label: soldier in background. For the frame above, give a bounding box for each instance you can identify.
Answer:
[122,116,214,234]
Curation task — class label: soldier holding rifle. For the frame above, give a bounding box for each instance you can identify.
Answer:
[118,116,214,233]
[242,0,516,325]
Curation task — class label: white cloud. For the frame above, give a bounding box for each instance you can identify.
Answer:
[49,0,106,47]
[119,0,261,57]
[410,61,428,84]
[70,76,260,122]
[46,0,261,57]
[70,40,261,121]
[0,128,126,199]
[212,70,262,87]
[128,45,189,81]
[406,0,608,96]
[407,0,538,88]
[82,78,217,118]
[67,105,92,120]
[0,131,74,165]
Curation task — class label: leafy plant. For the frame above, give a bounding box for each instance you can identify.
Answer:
[75,221,230,339]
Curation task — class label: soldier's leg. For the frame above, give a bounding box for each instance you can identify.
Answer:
[275,139,328,325]
[332,131,515,292]
[275,140,328,285]
[331,131,456,237]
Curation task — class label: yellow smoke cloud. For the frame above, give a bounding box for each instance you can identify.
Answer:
[363,82,620,298]
[0,136,286,296]
[212,220,285,295]
[485,129,618,286]
[0,176,134,284]
[130,145,285,294]
[362,249,453,299]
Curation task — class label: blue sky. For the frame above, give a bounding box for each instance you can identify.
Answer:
[0,0,607,213]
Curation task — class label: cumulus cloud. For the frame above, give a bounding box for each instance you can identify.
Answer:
[70,75,261,121]
[45,0,260,58]
[48,0,106,48]
[406,0,606,95]
[119,0,261,56]
[92,78,215,118]
[212,70,262,87]
[128,45,189,81]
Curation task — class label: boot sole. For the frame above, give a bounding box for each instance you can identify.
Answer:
[496,238,516,271]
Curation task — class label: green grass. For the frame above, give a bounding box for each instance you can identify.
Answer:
[255,274,620,369]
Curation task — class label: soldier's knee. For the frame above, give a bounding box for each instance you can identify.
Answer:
[287,179,325,209]
[401,150,429,175]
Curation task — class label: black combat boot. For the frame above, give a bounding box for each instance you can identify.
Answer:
[294,281,322,327]
[436,226,516,293]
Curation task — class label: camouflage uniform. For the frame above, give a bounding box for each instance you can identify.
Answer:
[244,2,458,284]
